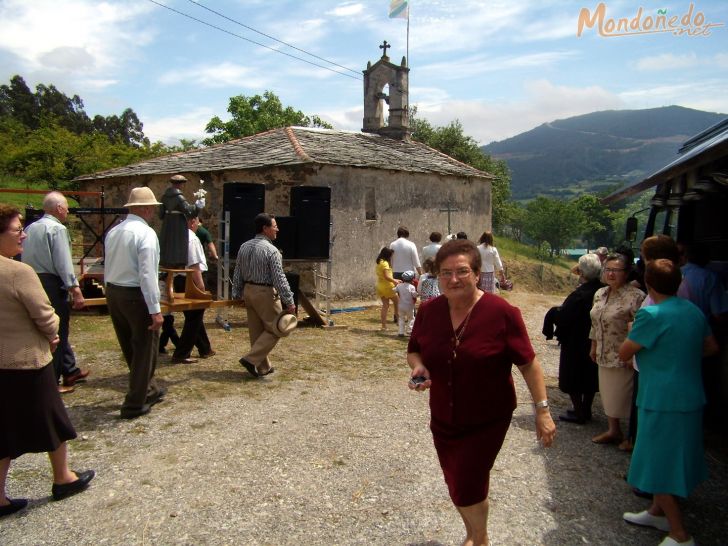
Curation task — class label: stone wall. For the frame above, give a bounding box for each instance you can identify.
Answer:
[78,165,491,298]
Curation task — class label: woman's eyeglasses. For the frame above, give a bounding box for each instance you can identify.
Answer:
[438,268,473,279]
[8,227,25,235]
[603,267,625,273]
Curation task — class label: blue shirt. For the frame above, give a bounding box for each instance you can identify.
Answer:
[681,262,728,319]
[628,296,711,412]
[21,214,78,289]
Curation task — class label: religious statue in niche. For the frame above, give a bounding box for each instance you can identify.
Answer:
[158,174,205,268]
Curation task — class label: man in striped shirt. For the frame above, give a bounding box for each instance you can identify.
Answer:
[232,213,295,378]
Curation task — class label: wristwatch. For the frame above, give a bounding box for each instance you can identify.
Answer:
[534,400,549,409]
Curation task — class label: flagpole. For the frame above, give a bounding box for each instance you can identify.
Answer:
[406,7,410,66]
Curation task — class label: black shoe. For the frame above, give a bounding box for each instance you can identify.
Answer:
[632,487,653,500]
[559,410,585,424]
[393,315,399,324]
[120,405,152,419]
[239,358,259,377]
[0,498,28,517]
[51,470,95,501]
[170,357,198,364]
[158,347,167,354]
[146,387,167,407]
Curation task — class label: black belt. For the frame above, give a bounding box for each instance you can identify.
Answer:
[106,283,142,291]
[245,281,273,287]
[37,273,62,282]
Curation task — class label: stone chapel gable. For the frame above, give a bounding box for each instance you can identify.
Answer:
[362,41,410,141]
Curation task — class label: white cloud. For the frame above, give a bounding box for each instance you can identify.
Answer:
[78,79,119,90]
[518,12,580,41]
[0,0,154,73]
[410,2,527,54]
[158,62,269,89]
[418,51,578,81]
[327,3,365,17]
[634,53,700,71]
[412,79,625,144]
[715,53,728,68]
[619,79,728,114]
[271,17,329,50]
[142,107,216,145]
[317,104,362,131]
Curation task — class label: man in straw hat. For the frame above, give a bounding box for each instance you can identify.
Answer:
[105,187,167,419]
[159,174,204,268]
[232,213,296,378]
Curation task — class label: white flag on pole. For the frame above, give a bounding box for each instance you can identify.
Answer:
[389,0,408,19]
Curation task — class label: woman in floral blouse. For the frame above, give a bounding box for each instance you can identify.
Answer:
[589,252,645,445]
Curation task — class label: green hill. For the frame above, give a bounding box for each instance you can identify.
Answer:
[481,106,727,200]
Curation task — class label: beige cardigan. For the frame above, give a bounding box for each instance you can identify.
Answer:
[0,256,59,370]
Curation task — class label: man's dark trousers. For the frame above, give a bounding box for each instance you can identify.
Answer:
[172,310,211,359]
[171,274,211,359]
[38,273,80,381]
[106,284,161,412]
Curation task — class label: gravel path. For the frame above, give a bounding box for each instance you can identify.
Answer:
[1,292,726,545]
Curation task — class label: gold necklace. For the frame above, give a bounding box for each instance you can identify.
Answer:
[452,304,475,359]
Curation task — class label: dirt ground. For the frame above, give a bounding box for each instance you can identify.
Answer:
[1,289,727,545]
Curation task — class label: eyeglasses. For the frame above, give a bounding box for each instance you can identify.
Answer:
[603,267,625,273]
[438,268,473,279]
[8,227,25,235]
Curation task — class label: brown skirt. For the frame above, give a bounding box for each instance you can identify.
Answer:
[431,415,512,507]
[0,363,77,460]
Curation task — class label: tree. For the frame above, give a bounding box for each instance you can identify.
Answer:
[92,108,148,147]
[203,91,333,145]
[1,75,148,146]
[500,201,527,243]
[572,193,616,248]
[0,75,39,129]
[35,83,93,134]
[523,197,585,256]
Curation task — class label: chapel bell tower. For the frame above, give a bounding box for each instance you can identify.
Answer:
[362,41,410,140]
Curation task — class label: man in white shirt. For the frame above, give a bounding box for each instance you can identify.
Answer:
[389,226,422,280]
[171,214,214,363]
[104,187,165,419]
[22,191,89,393]
[421,231,443,263]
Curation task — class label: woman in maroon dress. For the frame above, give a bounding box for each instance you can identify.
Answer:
[407,239,556,546]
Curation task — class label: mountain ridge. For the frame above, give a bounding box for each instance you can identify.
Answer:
[482,106,727,200]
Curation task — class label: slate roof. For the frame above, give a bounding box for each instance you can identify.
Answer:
[75,127,492,181]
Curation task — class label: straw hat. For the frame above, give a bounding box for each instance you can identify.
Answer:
[124,187,161,207]
[170,174,188,183]
[275,311,298,337]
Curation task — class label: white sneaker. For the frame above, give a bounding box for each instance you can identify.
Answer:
[658,536,695,546]
[623,510,671,532]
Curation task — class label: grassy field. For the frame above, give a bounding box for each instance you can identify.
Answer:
[494,236,574,295]
[0,177,48,209]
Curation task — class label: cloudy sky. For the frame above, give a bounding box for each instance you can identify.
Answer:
[1,0,726,145]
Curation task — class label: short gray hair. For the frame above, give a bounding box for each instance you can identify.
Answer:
[42,191,67,212]
[578,253,602,280]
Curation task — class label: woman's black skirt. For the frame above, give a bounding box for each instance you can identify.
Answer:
[0,363,77,460]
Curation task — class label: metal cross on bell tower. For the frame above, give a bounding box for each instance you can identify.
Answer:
[379,40,391,59]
